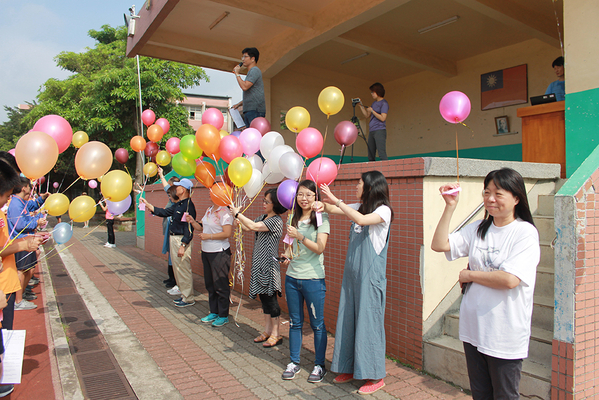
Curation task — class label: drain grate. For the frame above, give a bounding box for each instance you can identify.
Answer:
[47,249,137,399]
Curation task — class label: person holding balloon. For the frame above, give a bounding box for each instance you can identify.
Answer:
[232,47,266,127]
[230,188,286,347]
[82,192,90,228]
[157,167,181,290]
[140,179,197,308]
[99,201,116,248]
[315,171,393,395]
[359,83,389,161]
[280,180,330,383]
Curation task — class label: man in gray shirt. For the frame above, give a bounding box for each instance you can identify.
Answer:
[233,47,266,128]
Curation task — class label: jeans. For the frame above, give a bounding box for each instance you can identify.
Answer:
[106,219,115,244]
[285,276,327,366]
[243,110,265,128]
[367,129,388,161]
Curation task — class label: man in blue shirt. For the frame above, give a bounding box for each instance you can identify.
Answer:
[545,56,565,101]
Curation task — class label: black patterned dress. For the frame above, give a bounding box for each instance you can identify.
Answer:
[248,214,283,299]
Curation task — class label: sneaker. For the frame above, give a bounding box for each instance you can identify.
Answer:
[173,297,182,303]
[14,300,37,310]
[212,317,229,327]
[333,373,354,384]
[29,277,40,286]
[167,286,181,295]
[358,379,385,395]
[282,362,301,380]
[23,292,37,301]
[108,243,116,248]
[307,365,327,383]
[174,300,195,308]
[201,313,218,323]
[0,384,14,397]
[165,283,175,289]
[103,242,111,247]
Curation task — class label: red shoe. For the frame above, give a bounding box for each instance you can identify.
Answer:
[333,373,354,384]
[358,379,385,395]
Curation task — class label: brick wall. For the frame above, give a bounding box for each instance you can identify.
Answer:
[143,158,426,368]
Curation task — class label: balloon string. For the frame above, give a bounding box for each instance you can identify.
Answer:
[552,0,564,57]
[124,164,131,176]
[61,176,81,194]
[455,125,460,183]
[337,145,346,170]
[241,181,268,213]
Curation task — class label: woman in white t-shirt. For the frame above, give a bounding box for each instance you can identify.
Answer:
[431,168,540,399]
[187,201,233,327]
[318,171,393,396]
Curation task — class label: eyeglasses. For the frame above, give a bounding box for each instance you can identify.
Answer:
[241,55,249,59]
[262,199,272,204]
[296,193,315,199]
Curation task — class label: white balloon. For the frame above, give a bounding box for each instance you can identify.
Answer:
[243,169,263,198]
[246,154,264,171]
[260,131,284,160]
[268,145,294,174]
[262,162,284,184]
[279,152,304,180]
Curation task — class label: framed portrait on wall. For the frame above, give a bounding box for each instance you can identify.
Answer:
[495,116,509,134]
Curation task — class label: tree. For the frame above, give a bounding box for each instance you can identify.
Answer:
[24,25,209,181]
[0,105,33,151]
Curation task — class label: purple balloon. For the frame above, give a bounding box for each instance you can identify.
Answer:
[231,130,242,138]
[439,91,471,124]
[277,179,299,210]
[334,121,358,147]
[107,195,132,215]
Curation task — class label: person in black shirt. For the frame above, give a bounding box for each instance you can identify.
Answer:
[140,178,197,307]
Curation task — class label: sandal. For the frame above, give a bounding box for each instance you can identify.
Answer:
[263,335,283,347]
[254,332,270,343]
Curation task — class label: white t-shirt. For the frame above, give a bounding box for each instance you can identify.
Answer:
[348,204,391,255]
[200,206,233,253]
[447,218,540,359]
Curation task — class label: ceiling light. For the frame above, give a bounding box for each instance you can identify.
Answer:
[209,12,230,30]
[418,16,459,34]
[341,52,369,65]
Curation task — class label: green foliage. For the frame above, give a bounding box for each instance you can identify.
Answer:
[24,25,208,177]
[0,105,33,151]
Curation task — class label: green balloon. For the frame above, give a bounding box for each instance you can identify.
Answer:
[179,135,202,160]
[171,153,196,177]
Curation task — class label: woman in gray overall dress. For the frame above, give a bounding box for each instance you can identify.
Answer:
[318,171,393,395]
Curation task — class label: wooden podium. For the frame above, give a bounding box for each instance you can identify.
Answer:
[517,101,565,178]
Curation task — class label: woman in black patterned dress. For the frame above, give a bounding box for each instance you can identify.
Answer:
[231,188,287,347]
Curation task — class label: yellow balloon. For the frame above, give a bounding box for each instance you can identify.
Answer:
[156,150,171,166]
[68,195,97,222]
[97,174,104,183]
[228,157,253,187]
[15,131,59,180]
[75,141,113,179]
[219,129,229,139]
[44,193,70,216]
[143,162,158,177]
[318,86,345,116]
[285,106,310,133]
[101,170,133,202]
[72,131,89,148]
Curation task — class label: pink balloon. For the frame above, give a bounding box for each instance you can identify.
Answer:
[8,149,15,156]
[219,135,244,164]
[239,128,262,156]
[88,180,98,189]
[142,109,156,127]
[439,91,471,123]
[306,157,338,186]
[166,137,180,155]
[144,142,159,157]
[334,121,358,147]
[201,108,224,130]
[115,148,129,164]
[250,117,271,135]
[53,182,59,189]
[296,127,324,159]
[32,115,73,153]
[155,118,170,135]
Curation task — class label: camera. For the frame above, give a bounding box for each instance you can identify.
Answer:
[352,98,361,106]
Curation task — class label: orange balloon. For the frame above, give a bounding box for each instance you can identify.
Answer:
[130,135,146,152]
[75,141,113,179]
[196,124,221,155]
[210,182,232,207]
[147,124,164,142]
[203,145,220,162]
[195,162,216,188]
[15,131,59,180]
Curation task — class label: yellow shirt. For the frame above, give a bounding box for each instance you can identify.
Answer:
[0,210,23,295]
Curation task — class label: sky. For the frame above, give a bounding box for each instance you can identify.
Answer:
[0,0,242,124]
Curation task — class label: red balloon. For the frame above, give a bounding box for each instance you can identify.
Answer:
[250,117,271,135]
[155,118,170,135]
[144,142,159,157]
[296,127,324,159]
[142,109,156,127]
[166,137,180,154]
[222,167,233,188]
[115,148,129,164]
[38,176,46,185]
[334,121,358,147]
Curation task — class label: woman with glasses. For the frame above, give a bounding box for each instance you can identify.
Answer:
[280,180,330,384]
[231,189,287,347]
[431,168,540,399]
[317,171,393,395]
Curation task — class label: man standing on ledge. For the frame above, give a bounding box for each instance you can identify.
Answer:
[545,56,565,102]
[232,47,266,128]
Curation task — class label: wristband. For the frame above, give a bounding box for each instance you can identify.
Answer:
[300,235,306,243]
[336,199,344,207]
[235,212,240,218]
